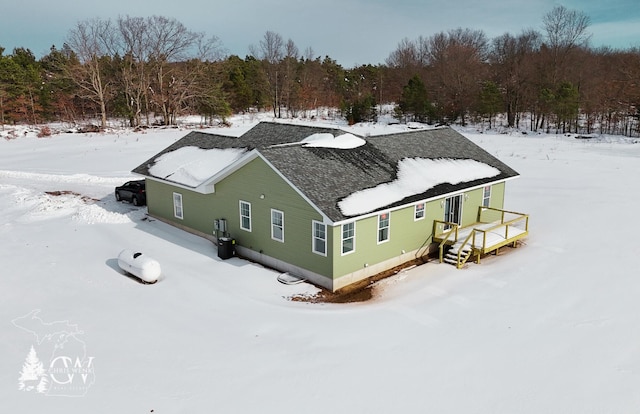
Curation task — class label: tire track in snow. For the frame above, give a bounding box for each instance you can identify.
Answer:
[0,173,145,224]
[0,170,131,186]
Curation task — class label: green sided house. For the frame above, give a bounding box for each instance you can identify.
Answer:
[132,122,528,291]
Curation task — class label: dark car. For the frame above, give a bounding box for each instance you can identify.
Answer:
[115,180,146,206]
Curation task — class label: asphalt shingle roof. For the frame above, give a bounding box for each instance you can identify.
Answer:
[133,122,519,222]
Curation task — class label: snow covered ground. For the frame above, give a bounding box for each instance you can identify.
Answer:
[2,116,640,413]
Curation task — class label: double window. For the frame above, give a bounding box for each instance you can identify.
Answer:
[312,221,326,256]
[239,200,252,231]
[271,209,284,242]
[483,186,491,207]
[378,212,390,243]
[173,192,183,219]
[342,222,355,255]
[414,203,425,220]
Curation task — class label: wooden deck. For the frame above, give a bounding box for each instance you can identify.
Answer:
[433,207,529,268]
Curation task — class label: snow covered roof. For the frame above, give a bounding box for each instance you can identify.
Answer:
[148,146,247,187]
[338,158,500,216]
[301,132,366,149]
[133,122,519,222]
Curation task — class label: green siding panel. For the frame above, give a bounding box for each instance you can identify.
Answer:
[492,182,506,209]
[216,158,332,277]
[332,200,437,279]
[147,179,215,235]
[148,170,511,283]
[330,182,508,279]
[147,158,333,279]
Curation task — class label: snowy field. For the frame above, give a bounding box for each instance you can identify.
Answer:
[2,116,640,413]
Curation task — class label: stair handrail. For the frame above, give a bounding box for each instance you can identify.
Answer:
[415,231,435,260]
[455,229,481,268]
[433,220,460,239]
[435,221,459,263]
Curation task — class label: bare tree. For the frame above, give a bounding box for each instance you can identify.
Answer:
[384,37,430,105]
[609,48,640,135]
[116,15,225,126]
[386,38,419,68]
[250,31,285,117]
[250,30,284,64]
[66,18,117,129]
[542,5,591,84]
[490,30,541,127]
[426,28,489,125]
[543,6,591,52]
[297,48,321,115]
[117,16,150,127]
[303,46,315,62]
[144,16,200,124]
[123,16,224,125]
[281,39,300,116]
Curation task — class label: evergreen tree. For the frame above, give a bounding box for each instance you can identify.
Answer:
[554,81,579,133]
[0,53,24,124]
[339,64,379,124]
[39,45,79,123]
[224,56,254,112]
[341,94,377,124]
[396,74,432,123]
[18,346,47,392]
[477,81,503,128]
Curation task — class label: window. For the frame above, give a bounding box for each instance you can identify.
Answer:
[342,222,355,255]
[239,200,252,231]
[415,203,425,220]
[271,209,284,242]
[483,186,491,207]
[173,192,183,219]
[378,212,390,243]
[312,221,326,256]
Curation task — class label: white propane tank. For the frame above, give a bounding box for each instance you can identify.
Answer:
[117,249,161,283]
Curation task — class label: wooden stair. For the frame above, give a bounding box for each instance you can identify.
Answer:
[442,242,473,268]
[434,207,529,269]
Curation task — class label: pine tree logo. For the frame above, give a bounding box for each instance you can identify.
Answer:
[18,345,48,393]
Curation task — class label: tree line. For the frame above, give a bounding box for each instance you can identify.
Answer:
[1,6,639,136]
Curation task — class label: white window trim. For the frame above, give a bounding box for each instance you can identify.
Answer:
[312,220,327,256]
[377,212,390,244]
[341,221,356,256]
[173,192,183,220]
[443,193,464,230]
[271,209,284,242]
[414,202,426,221]
[483,185,492,207]
[239,200,252,232]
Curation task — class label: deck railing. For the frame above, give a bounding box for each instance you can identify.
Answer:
[454,207,529,265]
[478,207,529,230]
[434,207,529,268]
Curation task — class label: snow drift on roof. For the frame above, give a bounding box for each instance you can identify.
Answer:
[148,146,247,187]
[301,132,365,149]
[338,158,501,216]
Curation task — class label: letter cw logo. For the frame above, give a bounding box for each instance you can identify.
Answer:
[49,356,95,385]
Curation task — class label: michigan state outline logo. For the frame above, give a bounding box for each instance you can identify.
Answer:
[12,309,96,397]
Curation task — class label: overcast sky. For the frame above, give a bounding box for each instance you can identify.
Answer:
[2,0,639,67]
